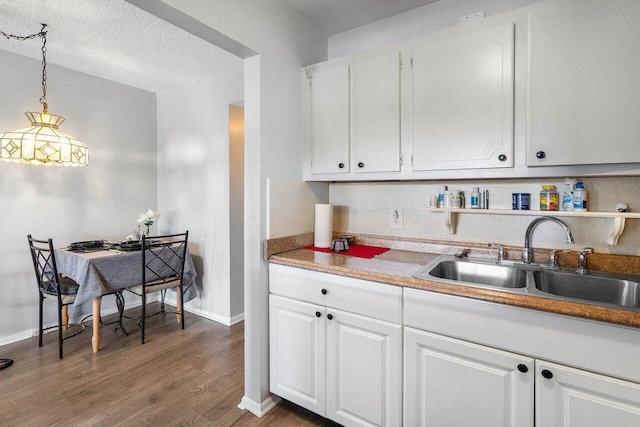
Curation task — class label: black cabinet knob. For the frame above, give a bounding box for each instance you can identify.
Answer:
[357,162,364,168]
[327,314,333,320]
[536,151,546,159]
[315,311,321,318]
[517,364,528,373]
[338,163,344,169]
[321,289,327,295]
[498,154,507,162]
[541,369,553,379]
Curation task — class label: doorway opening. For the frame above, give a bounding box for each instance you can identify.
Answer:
[229,103,244,321]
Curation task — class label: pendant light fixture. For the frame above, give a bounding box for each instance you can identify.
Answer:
[0,24,88,167]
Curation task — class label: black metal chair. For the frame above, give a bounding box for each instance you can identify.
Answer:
[27,235,85,359]
[125,231,189,344]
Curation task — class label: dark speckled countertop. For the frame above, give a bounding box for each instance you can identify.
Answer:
[269,246,640,329]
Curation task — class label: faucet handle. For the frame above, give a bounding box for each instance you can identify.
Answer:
[454,248,471,259]
[577,247,595,274]
[488,243,506,262]
[548,249,571,269]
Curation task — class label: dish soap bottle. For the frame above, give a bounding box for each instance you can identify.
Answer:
[573,182,588,211]
[562,179,576,211]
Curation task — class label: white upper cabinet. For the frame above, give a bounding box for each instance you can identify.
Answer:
[527,0,640,166]
[310,65,350,174]
[354,52,401,173]
[412,23,515,171]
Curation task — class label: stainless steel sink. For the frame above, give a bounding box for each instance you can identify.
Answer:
[413,255,640,311]
[413,257,528,289]
[533,270,640,308]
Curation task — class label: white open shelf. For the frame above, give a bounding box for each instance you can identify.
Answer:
[425,208,640,245]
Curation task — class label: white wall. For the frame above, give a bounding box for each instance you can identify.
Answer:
[156,66,244,326]
[0,49,157,345]
[328,0,543,59]
[159,0,327,415]
[330,177,640,256]
[268,179,329,239]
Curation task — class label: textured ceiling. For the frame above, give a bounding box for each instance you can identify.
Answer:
[284,0,441,36]
[0,0,442,93]
[0,0,243,92]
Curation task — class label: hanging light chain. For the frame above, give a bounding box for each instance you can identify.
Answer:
[0,23,48,112]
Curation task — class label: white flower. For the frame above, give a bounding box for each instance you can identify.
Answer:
[137,209,160,225]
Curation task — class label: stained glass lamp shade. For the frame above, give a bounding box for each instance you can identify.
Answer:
[0,111,88,166]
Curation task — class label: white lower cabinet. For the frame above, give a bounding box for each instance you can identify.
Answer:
[404,288,640,427]
[269,265,402,427]
[269,295,326,415]
[536,360,640,427]
[326,308,402,427]
[270,267,640,426]
[404,327,640,427]
[404,327,534,427]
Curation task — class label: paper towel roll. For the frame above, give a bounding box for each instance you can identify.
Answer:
[314,204,333,248]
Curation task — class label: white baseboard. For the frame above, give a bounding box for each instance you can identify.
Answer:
[164,296,245,327]
[0,296,243,347]
[0,300,146,348]
[0,330,35,347]
[238,394,281,418]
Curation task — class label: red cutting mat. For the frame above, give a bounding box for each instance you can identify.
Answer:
[304,244,390,259]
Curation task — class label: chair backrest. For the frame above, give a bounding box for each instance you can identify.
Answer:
[27,235,62,295]
[141,231,189,289]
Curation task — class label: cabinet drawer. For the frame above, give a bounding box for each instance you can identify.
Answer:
[269,263,402,324]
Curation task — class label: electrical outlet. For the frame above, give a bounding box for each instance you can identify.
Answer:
[389,208,404,230]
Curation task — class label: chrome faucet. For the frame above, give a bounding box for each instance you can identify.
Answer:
[577,247,594,274]
[522,217,575,264]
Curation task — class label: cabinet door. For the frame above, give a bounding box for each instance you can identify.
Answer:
[269,295,326,415]
[412,23,514,171]
[528,0,640,166]
[354,52,401,173]
[404,327,533,427]
[536,360,640,427]
[310,65,350,174]
[326,308,402,427]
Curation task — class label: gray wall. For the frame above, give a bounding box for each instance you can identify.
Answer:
[156,66,244,325]
[0,49,157,344]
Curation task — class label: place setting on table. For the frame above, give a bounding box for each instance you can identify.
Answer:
[46,210,197,354]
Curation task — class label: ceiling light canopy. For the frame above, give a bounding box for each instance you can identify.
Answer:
[0,24,88,167]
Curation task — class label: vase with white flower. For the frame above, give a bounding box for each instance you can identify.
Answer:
[137,209,160,237]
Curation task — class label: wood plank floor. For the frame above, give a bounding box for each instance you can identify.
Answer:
[0,303,337,426]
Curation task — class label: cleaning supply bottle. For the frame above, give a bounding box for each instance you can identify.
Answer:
[470,187,480,209]
[562,179,576,211]
[438,185,447,208]
[573,182,588,211]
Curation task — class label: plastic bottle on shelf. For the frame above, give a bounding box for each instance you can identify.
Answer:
[573,182,588,211]
[540,185,559,211]
[438,185,447,208]
[451,191,461,208]
[444,191,453,208]
[562,179,576,211]
[470,187,480,209]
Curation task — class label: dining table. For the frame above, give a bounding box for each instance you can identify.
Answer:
[54,243,197,353]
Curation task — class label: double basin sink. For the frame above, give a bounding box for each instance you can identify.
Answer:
[413,255,640,310]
